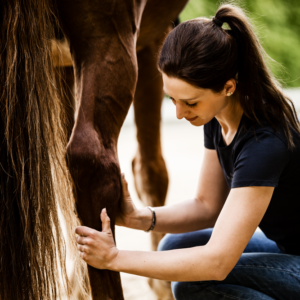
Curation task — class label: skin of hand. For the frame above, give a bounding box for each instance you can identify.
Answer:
[115,173,139,228]
[75,208,119,269]
[74,173,275,280]
[75,173,137,269]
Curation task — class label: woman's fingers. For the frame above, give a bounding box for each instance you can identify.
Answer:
[100,208,112,233]
[76,235,93,245]
[76,235,85,245]
[75,211,118,269]
[77,244,86,252]
[75,226,94,237]
[121,173,130,198]
[78,251,85,259]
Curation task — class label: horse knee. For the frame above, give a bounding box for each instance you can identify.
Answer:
[66,129,120,195]
[67,129,99,169]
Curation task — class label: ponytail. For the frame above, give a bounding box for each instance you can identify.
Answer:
[216,4,299,147]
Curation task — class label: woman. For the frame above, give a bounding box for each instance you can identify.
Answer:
[75,3,300,299]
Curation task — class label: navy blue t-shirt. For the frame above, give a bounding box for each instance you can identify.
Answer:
[204,114,300,256]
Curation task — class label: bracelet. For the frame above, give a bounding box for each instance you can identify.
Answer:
[145,206,156,232]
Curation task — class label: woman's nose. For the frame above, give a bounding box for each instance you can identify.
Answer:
[176,102,188,120]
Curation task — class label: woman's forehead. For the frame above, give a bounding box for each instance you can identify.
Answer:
[162,73,206,99]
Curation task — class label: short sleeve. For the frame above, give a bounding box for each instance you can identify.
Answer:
[232,131,289,188]
[204,119,216,150]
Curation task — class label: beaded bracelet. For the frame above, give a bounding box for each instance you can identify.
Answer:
[145,206,156,232]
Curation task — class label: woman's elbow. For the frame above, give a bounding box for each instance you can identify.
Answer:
[214,268,229,281]
[207,251,234,281]
[210,262,229,281]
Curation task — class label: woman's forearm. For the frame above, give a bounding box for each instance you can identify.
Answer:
[110,245,224,281]
[129,198,215,233]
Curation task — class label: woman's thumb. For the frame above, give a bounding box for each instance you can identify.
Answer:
[100,208,111,233]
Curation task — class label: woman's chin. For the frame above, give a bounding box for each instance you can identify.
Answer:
[189,119,203,127]
[191,117,205,127]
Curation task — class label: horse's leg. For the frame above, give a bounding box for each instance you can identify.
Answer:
[133,41,173,300]
[133,42,168,250]
[56,1,147,299]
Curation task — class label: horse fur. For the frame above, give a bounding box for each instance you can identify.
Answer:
[0,0,189,299]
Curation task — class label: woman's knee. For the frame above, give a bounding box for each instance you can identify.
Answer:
[171,281,211,300]
[171,282,188,300]
[157,228,213,251]
[157,233,179,251]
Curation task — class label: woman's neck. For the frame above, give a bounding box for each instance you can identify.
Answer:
[215,95,244,145]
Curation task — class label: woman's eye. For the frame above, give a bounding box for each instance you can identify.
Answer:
[186,102,197,107]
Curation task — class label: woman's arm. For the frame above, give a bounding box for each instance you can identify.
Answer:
[76,185,274,281]
[128,148,230,233]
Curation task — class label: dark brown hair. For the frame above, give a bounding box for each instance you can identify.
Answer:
[0,0,89,299]
[158,3,300,148]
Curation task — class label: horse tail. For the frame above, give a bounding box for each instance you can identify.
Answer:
[0,0,90,299]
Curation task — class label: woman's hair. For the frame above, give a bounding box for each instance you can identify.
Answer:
[158,3,300,148]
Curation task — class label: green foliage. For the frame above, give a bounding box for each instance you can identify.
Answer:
[180,0,300,87]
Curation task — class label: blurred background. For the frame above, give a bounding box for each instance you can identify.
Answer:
[116,0,300,299]
[181,0,300,88]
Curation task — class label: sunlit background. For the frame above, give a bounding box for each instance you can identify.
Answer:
[116,1,300,299]
[181,0,300,88]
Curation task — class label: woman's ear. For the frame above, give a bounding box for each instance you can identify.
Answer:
[224,78,237,95]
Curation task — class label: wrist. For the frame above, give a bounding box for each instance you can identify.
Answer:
[129,207,152,231]
[108,248,121,271]
[144,206,156,232]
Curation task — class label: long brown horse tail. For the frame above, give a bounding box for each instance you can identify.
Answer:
[0,0,90,299]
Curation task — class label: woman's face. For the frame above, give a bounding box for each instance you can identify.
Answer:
[162,73,235,126]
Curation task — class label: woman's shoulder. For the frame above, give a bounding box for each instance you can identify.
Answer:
[239,114,291,148]
[234,115,300,168]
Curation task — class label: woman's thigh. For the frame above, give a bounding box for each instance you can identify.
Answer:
[223,252,300,299]
[172,253,300,300]
[158,229,300,300]
[157,228,283,253]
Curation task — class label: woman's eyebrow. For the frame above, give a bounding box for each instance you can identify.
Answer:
[168,96,198,102]
[163,91,198,102]
[179,97,198,101]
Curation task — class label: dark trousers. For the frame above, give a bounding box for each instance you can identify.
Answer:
[158,229,300,300]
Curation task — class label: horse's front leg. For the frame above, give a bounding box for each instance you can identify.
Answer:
[57,1,147,299]
[133,40,172,300]
[133,42,169,251]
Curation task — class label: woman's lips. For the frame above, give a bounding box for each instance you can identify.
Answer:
[186,116,198,122]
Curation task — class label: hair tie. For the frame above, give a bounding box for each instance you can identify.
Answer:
[212,17,223,27]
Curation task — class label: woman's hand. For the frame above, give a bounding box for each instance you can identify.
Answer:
[75,208,119,270]
[115,173,139,228]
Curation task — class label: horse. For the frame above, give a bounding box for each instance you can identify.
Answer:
[1,0,188,299]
